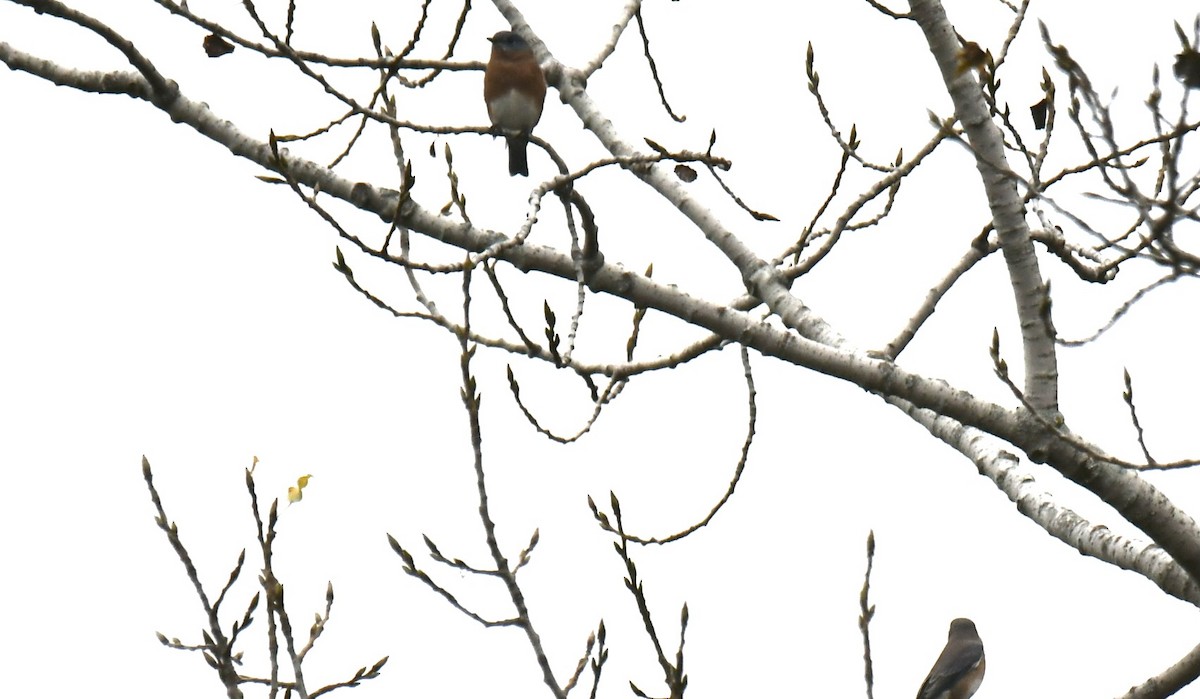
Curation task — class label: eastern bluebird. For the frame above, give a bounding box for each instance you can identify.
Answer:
[915,618,985,699]
[483,30,546,177]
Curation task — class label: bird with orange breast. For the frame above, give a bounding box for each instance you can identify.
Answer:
[915,618,985,699]
[483,31,547,177]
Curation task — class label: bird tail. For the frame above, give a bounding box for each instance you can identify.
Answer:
[506,136,529,177]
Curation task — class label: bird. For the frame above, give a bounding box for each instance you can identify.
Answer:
[915,618,985,699]
[483,30,546,176]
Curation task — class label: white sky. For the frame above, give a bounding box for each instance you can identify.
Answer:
[3,1,1200,697]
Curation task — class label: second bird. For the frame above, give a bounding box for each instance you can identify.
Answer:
[483,31,547,177]
[915,618,985,699]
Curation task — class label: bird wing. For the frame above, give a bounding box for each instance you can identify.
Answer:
[916,642,983,699]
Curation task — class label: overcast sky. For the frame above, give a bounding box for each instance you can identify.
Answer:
[3,1,1200,698]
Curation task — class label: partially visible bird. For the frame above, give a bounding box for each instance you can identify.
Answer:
[915,618,985,699]
[483,30,546,177]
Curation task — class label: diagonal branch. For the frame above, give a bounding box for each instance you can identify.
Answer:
[908,0,1059,413]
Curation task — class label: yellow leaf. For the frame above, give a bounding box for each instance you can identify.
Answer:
[287,474,314,504]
